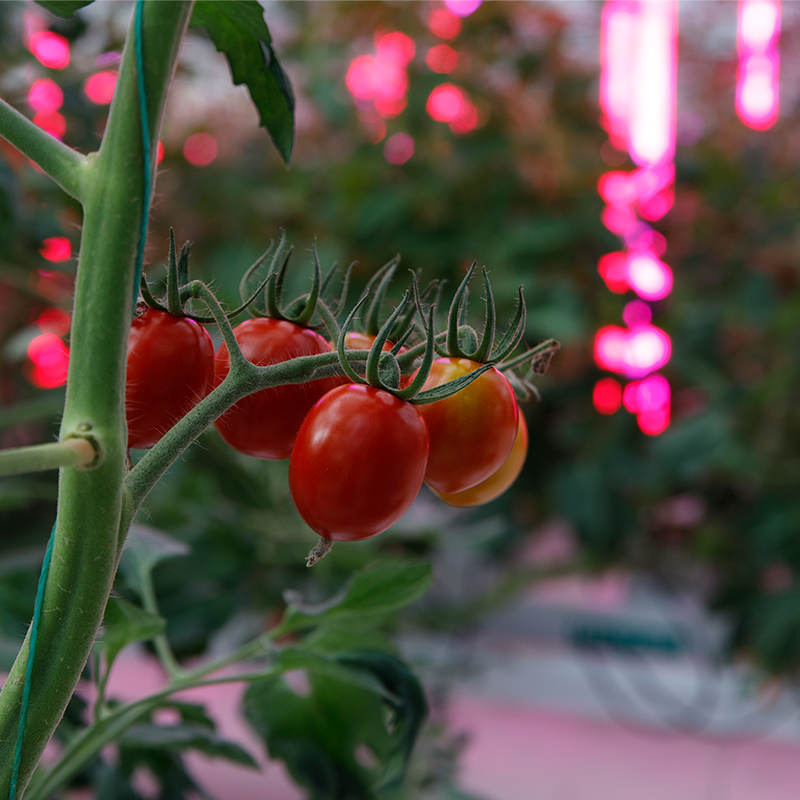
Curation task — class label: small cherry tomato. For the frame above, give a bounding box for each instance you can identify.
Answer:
[289,384,429,541]
[433,413,528,507]
[125,308,215,449]
[416,357,518,494]
[214,317,340,459]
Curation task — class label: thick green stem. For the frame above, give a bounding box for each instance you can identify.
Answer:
[0,3,194,795]
[0,98,88,201]
[0,438,96,476]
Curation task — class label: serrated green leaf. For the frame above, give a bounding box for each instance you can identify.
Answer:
[190,0,294,163]
[243,648,426,799]
[279,561,432,634]
[119,524,189,596]
[35,0,93,17]
[98,597,165,668]
[121,723,258,768]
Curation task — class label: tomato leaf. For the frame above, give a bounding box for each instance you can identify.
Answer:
[97,596,165,669]
[121,723,258,768]
[190,0,294,163]
[35,0,94,17]
[119,523,190,596]
[278,560,432,633]
[336,650,427,791]
[243,648,427,799]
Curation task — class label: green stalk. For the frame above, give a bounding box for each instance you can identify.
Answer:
[0,438,96,476]
[0,3,194,794]
[0,98,87,201]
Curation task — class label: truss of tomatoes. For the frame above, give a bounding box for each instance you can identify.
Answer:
[126,248,553,554]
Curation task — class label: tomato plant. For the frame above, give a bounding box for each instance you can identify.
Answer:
[417,357,519,495]
[433,413,528,507]
[289,384,429,541]
[214,317,341,459]
[125,308,215,449]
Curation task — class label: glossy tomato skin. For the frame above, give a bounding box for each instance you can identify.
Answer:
[433,413,528,507]
[289,384,429,541]
[125,309,215,449]
[214,318,340,459]
[417,357,518,494]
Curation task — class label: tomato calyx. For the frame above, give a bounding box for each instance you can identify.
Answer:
[139,228,270,324]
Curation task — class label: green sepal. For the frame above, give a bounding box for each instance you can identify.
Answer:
[166,228,182,315]
[410,362,494,405]
[363,255,400,336]
[336,293,371,385]
[366,292,409,388]
[491,286,527,363]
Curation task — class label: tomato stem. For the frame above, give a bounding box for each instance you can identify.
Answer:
[305,537,333,567]
[0,97,89,201]
[0,437,97,476]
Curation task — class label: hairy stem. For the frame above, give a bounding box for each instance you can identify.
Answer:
[0,98,89,201]
[0,438,96,477]
[0,3,194,794]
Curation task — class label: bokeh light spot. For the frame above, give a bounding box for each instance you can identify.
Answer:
[39,236,71,263]
[29,31,70,70]
[444,0,482,17]
[593,378,622,415]
[35,308,71,336]
[84,70,117,105]
[27,333,69,388]
[428,9,462,39]
[33,111,66,140]
[375,32,415,66]
[426,83,466,123]
[426,44,459,74]
[384,132,414,165]
[28,79,63,113]
[183,133,218,166]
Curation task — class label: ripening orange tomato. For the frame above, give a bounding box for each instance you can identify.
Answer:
[433,413,527,507]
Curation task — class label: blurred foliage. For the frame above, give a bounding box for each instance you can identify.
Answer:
[4,0,800,795]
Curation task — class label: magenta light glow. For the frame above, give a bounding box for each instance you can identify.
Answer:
[183,133,217,166]
[622,299,652,328]
[84,70,117,105]
[597,252,628,294]
[626,251,673,300]
[427,83,466,123]
[426,44,459,74]
[638,406,670,436]
[39,236,71,263]
[33,111,66,140]
[428,8,462,40]
[593,378,623,415]
[29,31,70,70]
[599,1,637,146]
[444,0,482,17]
[384,132,414,165]
[27,333,69,388]
[737,0,780,130]
[629,0,678,167]
[28,79,63,113]
[375,32,415,66]
[595,325,671,379]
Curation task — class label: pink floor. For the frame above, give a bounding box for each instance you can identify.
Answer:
[41,653,800,799]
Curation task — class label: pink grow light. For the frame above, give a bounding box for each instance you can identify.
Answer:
[737,0,781,130]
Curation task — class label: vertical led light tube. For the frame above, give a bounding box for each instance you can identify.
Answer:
[595,0,678,435]
[736,0,781,130]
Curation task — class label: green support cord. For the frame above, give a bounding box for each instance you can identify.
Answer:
[8,528,55,800]
[133,0,151,306]
[9,1,151,796]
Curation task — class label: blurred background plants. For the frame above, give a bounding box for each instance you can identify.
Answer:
[3,0,800,796]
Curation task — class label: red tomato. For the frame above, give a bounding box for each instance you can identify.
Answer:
[416,357,518,494]
[433,413,528,507]
[125,309,215,449]
[214,318,340,459]
[289,384,429,541]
